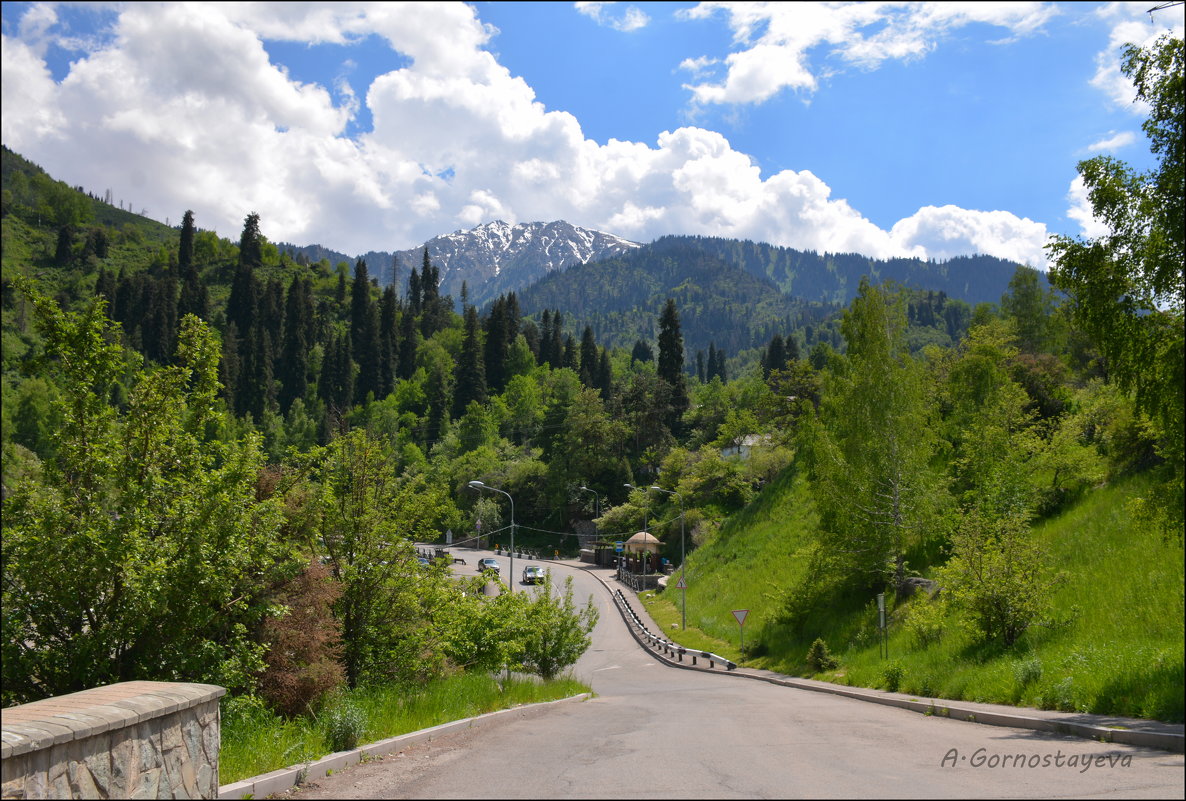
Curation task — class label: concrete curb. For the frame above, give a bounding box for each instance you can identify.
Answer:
[217,693,591,799]
[580,563,1184,755]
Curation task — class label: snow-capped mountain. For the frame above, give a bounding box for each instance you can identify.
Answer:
[395,220,640,306]
[282,221,639,308]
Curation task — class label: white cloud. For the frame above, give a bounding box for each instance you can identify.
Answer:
[0,1,1050,271]
[1065,175,1110,240]
[1084,130,1136,153]
[678,2,1058,106]
[575,2,650,33]
[1090,2,1184,113]
[889,206,1051,268]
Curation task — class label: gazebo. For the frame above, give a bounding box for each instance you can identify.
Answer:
[620,532,663,590]
[624,531,660,554]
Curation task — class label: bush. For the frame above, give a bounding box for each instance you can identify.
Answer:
[903,597,945,650]
[881,660,905,692]
[515,573,599,680]
[938,512,1061,646]
[1013,657,1042,689]
[259,559,344,717]
[805,638,838,673]
[322,700,366,752]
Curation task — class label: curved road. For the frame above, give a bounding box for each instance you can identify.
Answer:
[286,550,1184,799]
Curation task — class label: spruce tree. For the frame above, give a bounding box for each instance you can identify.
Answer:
[350,259,380,401]
[579,326,598,386]
[178,210,196,272]
[539,310,554,366]
[483,297,509,395]
[657,298,688,434]
[764,334,787,378]
[408,266,422,315]
[279,276,311,413]
[596,348,614,401]
[397,306,418,381]
[378,286,399,398]
[453,305,487,418]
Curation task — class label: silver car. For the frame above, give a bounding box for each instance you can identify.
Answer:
[477,557,500,576]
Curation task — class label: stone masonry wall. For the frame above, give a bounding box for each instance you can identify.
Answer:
[1,681,225,799]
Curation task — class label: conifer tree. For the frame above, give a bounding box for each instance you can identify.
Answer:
[549,311,565,368]
[657,298,688,433]
[378,286,399,398]
[408,266,422,315]
[563,334,578,370]
[763,334,787,378]
[238,211,263,271]
[596,348,614,401]
[178,210,196,272]
[539,310,554,366]
[397,306,418,381]
[579,326,598,386]
[483,297,509,394]
[350,259,380,401]
[279,276,311,413]
[454,306,488,418]
[95,267,116,304]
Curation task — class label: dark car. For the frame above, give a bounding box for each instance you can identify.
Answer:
[477,557,501,576]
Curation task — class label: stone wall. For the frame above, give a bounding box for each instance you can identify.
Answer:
[1,681,224,799]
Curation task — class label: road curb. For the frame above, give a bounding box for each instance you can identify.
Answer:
[580,564,1184,755]
[217,693,591,799]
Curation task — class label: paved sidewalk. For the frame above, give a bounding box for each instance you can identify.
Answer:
[566,556,1185,755]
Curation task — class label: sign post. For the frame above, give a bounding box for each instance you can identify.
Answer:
[732,609,749,652]
[877,593,887,659]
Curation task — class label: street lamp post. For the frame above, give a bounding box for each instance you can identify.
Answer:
[650,486,686,631]
[468,480,515,593]
[578,485,600,521]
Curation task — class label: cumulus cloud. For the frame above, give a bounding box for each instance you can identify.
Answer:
[1,1,1049,270]
[1089,2,1183,113]
[575,2,650,33]
[678,1,1058,106]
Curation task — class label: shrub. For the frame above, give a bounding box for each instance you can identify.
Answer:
[881,660,905,692]
[903,597,945,650]
[323,700,366,752]
[1013,657,1042,688]
[937,511,1062,646]
[259,559,345,717]
[805,638,838,673]
[515,573,599,680]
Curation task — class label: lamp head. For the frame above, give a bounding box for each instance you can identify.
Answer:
[468,480,485,489]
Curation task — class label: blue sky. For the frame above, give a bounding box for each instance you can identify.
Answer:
[1,2,1181,268]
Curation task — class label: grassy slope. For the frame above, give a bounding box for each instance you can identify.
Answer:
[643,465,1185,722]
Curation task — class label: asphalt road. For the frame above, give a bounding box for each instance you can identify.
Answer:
[284,550,1184,799]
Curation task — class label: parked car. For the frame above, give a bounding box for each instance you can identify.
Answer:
[522,565,546,585]
[477,557,501,576]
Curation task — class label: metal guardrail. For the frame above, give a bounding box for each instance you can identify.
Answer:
[613,589,736,671]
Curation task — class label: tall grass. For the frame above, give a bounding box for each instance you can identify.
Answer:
[220,673,590,784]
[643,470,1184,722]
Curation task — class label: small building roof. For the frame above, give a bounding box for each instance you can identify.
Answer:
[625,531,660,552]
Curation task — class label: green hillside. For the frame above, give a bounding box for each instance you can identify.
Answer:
[645,467,1184,722]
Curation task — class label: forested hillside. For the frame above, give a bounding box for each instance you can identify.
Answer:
[654,234,1032,307]
[0,34,1180,729]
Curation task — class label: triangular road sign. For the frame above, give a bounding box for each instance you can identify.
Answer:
[674,576,687,590]
[732,609,749,627]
